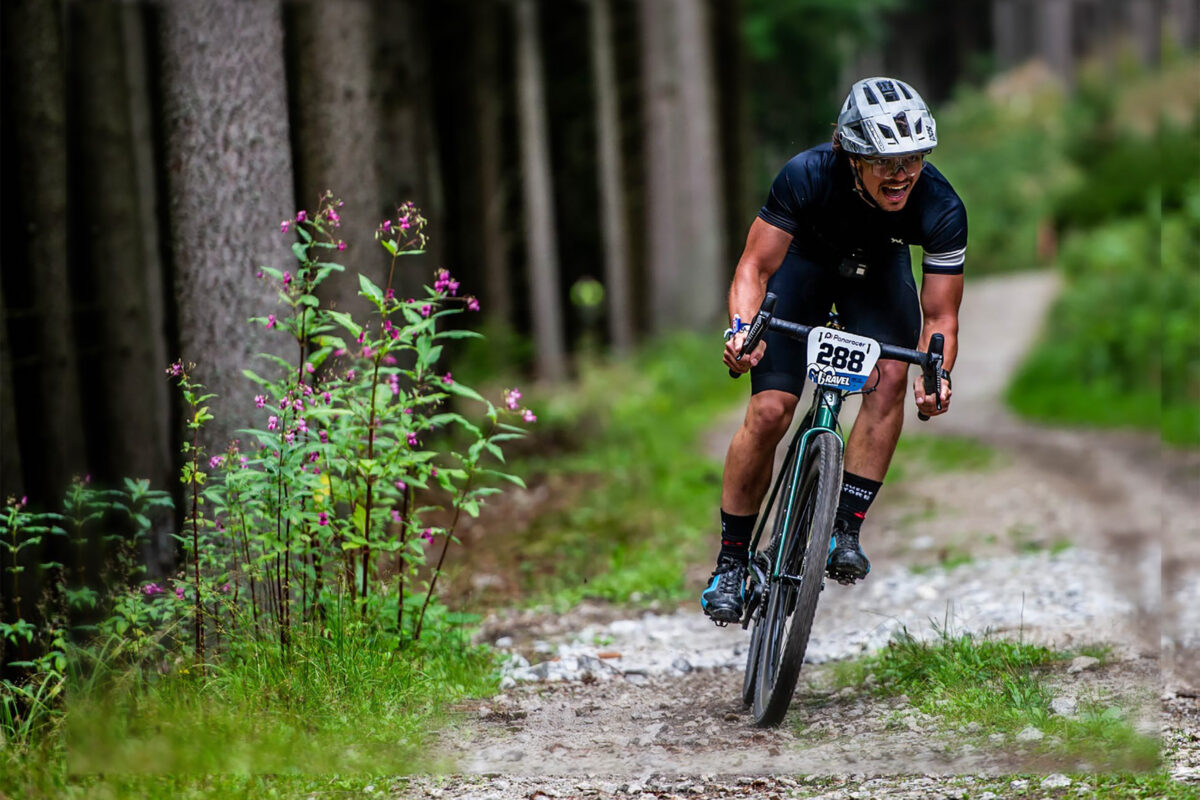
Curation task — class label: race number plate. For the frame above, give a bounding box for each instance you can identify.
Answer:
[806,327,881,391]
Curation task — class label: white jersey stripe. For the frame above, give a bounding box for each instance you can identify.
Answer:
[922,246,967,268]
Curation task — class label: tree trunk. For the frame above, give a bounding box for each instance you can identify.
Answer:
[287,0,387,317]
[671,0,724,328]
[1037,0,1074,84]
[640,0,724,333]
[66,0,172,491]
[0,277,23,503]
[514,0,567,381]
[0,0,87,506]
[639,0,682,334]
[992,0,1024,70]
[587,0,633,355]
[473,0,514,328]
[156,0,295,454]
[374,0,445,301]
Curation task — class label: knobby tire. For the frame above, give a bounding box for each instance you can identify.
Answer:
[750,431,842,727]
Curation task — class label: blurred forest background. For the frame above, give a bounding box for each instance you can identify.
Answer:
[1,0,1197,520]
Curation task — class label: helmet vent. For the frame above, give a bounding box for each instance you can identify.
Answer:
[915,117,924,134]
[894,113,911,137]
[876,80,900,102]
[877,123,897,142]
[863,85,880,105]
[899,83,913,100]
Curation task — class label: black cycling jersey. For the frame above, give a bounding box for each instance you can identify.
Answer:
[757,142,967,274]
[748,142,966,398]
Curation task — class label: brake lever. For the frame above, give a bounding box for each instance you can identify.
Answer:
[917,332,944,422]
[729,293,778,379]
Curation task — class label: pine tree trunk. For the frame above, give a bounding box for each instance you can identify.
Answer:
[514,0,567,381]
[587,0,634,355]
[375,0,446,301]
[66,1,172,490]
[1037,0,1074,84]
[287,0,388,317]
[671,0,724,329]
[0,0,87,505]
[639,0,683,333]
[473,0,514,328]
[156,0,295,454]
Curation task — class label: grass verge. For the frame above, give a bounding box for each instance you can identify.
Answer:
[831,629,1160,772]
[1,623,496,798]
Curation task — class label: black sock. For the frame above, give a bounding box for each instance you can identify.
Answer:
[719,509,757,563]
[835,471,883,534]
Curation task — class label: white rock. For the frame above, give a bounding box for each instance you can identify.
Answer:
[1016,726,1044,742]
[1067,655,1100,674]
[1050,696,1078,715]
[494,636,514,648]
[1040,774,1071,789]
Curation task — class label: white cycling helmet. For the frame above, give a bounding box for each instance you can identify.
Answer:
[836,77,937,157]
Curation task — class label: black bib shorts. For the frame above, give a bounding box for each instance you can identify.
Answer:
[749,247,921,398]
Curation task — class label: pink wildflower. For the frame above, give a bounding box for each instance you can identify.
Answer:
[143,583,163,596]
[318,511,329,526]
[209,455,224,469]
[523,409,537,424]
[338,241,346,251]
[407,432,419,447]
[395,480,407,492]
[255,394,266,408]
[422,528,435,543]
[467,297,480,312]
[420,304,432,318]
[267,416,278,431]
[392,509,403,524]
[305,362,315,374]
[283,271,292,286]
[266,314,276,329]
[504,388,522,411]
[442,372,453,385]
[319,430,329,443]
[281,220,290,233]
[175,586,185,600]
[296,210,307,222]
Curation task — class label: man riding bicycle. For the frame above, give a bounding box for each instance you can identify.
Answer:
[702,77,965,624]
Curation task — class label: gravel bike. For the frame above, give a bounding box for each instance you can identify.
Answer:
[730,292,947,727]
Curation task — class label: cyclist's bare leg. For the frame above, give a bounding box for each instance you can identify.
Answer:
[721,390,799,514]
[845,359,908,483]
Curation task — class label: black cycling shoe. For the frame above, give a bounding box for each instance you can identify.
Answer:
[826,522,871,584]
[701,555,748,625]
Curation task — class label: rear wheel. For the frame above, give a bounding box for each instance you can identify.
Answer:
[751,431,842,727]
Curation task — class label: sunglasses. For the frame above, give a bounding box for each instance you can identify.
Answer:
[857,152,927,177]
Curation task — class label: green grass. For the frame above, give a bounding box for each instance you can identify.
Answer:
[467,331,745,608]
[1,622,497,798]
[885,433,997,483]
[838,629,1160,772]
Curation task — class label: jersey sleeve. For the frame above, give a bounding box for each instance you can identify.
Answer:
[921,197,968,274]
[756,156,812,234]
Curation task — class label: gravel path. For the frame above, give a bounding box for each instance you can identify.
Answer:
[406,271,1199,798]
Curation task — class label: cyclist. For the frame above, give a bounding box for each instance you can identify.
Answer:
[702,77,964,624]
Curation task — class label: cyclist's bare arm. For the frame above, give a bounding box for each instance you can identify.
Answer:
[726,219,793,373]
[913,272,963,415]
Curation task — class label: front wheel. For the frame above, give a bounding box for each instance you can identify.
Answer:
[751,431,842,727]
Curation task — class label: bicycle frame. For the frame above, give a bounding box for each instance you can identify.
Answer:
[745,385,845,599]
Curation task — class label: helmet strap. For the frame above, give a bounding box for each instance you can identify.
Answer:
[849,157,881,210]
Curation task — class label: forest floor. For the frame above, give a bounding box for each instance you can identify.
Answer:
[402,272,1200,799]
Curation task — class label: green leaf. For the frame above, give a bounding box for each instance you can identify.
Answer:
[291,242,309,262]
[434,329,485,341]
[444,381,486,404]
[327,311,362,339]
[358,274,385,304]
[296,224,312,243]
[382,239,398,256]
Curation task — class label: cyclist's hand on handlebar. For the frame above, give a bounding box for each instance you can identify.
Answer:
[724,332,766,374]
[912,371,951,417]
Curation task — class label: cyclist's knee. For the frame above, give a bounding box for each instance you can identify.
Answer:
[744,391,797,441]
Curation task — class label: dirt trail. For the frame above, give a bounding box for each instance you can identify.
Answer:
[410,271,1199,799]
